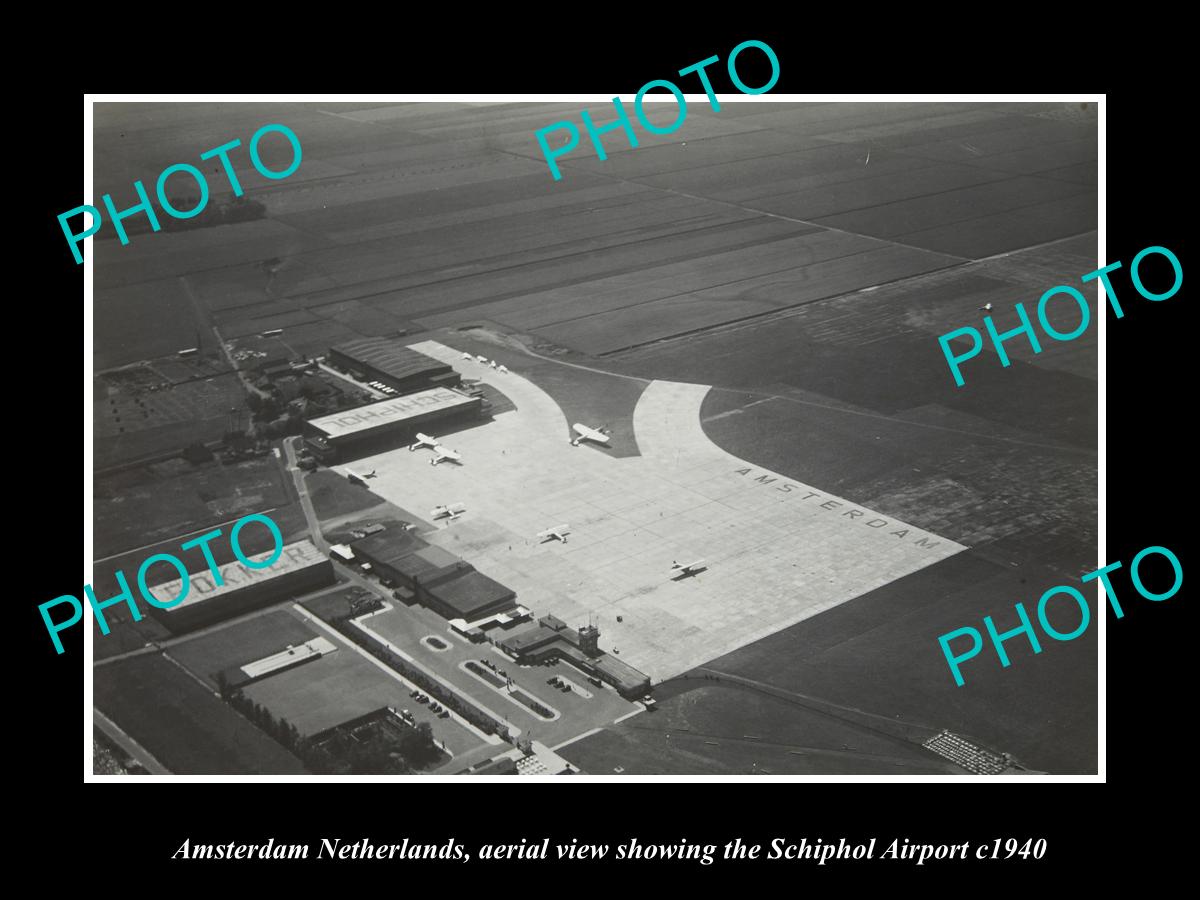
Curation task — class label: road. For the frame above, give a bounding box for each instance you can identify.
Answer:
[284,437,329,554]
[94,709,172,775]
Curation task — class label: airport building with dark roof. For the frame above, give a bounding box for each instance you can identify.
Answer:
[328,339,459,394]
[303,386,481,462]
[351,532,517,623]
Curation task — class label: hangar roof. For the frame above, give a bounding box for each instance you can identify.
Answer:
[306,387,475,439]
[145,540,327,613]
[331,339,451,382]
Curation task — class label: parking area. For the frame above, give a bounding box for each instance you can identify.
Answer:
[354,600,640,746]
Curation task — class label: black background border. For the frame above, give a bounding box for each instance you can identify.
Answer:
[23,22,1190,882]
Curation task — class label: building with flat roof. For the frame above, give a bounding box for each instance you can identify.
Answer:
[352,532,457,587]
[499,616,650,699]
[425,569,515,621]
[304,386,481,462]
[328,339,458,394]
[145,540,334,633]
[220,637,338,688]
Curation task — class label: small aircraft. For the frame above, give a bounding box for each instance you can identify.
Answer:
[489,360,498,369]
[537,524,571,544]
[431,503,467,521]
[409,432,438,452]
[429,445,462,466]
[497,364,509,374]
[671,559,707,579]
[345,468,376,485]
[571,423,611,447]
[461,352,474,360]
[475,355,489,364]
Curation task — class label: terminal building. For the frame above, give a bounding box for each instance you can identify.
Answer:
[499,616,651,699]
[144,539,334,633]
[328,339,459,395]
[304,386,481,462]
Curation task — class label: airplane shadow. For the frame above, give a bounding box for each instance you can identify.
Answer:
[671,567,708,581]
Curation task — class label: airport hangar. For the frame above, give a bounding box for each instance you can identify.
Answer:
[304,385,481,463]
[350,528,651,698]
[328,338,461,394]
[145,539,334,633]
[351,531,518,623]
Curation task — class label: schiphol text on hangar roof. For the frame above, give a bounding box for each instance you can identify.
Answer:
[307,387,477,439]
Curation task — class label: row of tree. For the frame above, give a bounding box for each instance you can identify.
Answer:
[214,672,442,774]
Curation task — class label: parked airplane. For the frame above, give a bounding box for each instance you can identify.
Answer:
[497,364,509,374]
[409,432,438,452]
[671,559,706,578]
[462,352,474,360]
[475,355,488,364]
[345,468,376,485]
[430,445,462,466]
[571,423,610,447]
[431,503,467,521]
[537,524,571,544]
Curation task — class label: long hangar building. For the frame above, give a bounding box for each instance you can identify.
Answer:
[145,540,334,633]
[328,338,460,394]
[305,388,481,462]
[306,341,482,462]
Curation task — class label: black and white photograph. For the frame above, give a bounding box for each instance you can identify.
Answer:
[78,93,1105,781]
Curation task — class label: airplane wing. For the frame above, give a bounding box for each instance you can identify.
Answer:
[572,423,611,444]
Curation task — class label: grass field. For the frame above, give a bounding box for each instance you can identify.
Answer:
[433,328,648,457]
[240,651,405,736]
[93,102,1095,376]
[564,549,1097,774]
[95,456,295,559]
[167,609,320,688]
[93,653,307,774]
[305,469,388,520]
[238,640,486,757]
[563,679,956,776]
